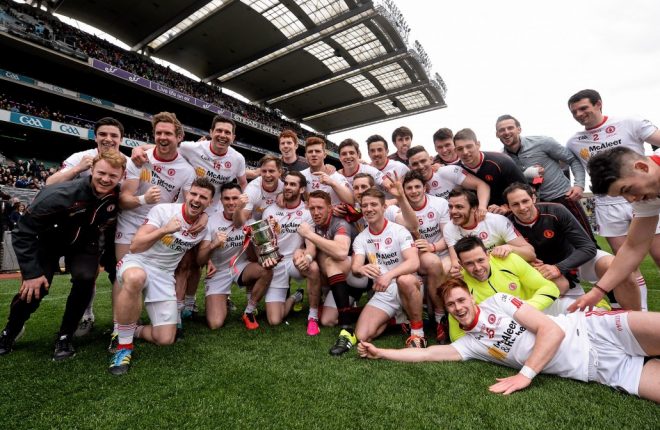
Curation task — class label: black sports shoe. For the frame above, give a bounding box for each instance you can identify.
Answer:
[52,335,76,361]
[0,330,16,356]
[329,329,357,357]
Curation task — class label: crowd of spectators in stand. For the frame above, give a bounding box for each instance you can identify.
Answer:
[0,158,57,190]
[0,2,339,152]
[0,92,153,142]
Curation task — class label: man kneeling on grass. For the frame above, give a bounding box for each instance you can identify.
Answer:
[359,278,660,403]
[110,177,214,375]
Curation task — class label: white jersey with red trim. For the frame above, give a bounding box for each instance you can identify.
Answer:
[443,212,519,250]
[413,194,450,245]
[179,141,246,202]
[301,168,351,205]
[342,164,386,188]
[352,219,414,275]
[121,203,207,273]
[119,148,195,227]
[376,159,409,199]
[262,200,312,258]
[244,177,284,220]
[567,116,657,206]
[205,211,249,268]
[355,204,400,232]
[452,293,590,381]
[426,165,468,200]
[61,148,98,177]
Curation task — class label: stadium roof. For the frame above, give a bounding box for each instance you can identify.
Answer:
[50,0,447,134]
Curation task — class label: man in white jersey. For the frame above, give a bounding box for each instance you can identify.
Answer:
[359,278,660,403]
[261,172,320,331]
[235,154,283,224]
[110,112,196,349]
[351,173,400,232]
[570,147,660,311]
[197,183,273,331]
[366,135,409,199]
[46,117,126,336]
[301,137,353,206]
[388,170,451,343]
[338,138,389,189]
[109,178,214,375]
[566,89,660,308]
[351,188,426,348]
[406,145,490,211]
[298,190,367,356]
[443,187,535,276]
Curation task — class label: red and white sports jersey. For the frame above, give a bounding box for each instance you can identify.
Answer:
[301,168,351,205]
[262,200,312,258]
[342,164,386,188]
[352,219,414,275]
[452,293,589,382]
[205,211,249,268]
[125,203,207,274]
[376,159,409,199]
[355,204,400,232]
[61,148,98,177]
[426,165,468,200]
[443,213,519,250]
[567,116,657,206]
[244,177,284,220]
[414,194,450,246]
[119,148,195,227]
[179,141,246,202]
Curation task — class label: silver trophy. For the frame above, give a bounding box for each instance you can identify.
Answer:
[246,219,282,264]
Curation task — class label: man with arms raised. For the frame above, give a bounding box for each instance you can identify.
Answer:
[197,183,273,330]
[571,147,660,311]
[504,183,633,311]
[261,172,320,331]
[388,126,413,165]
[566,89,660,308]
[298,190,367,355]
[453,128,526,214]
[0,151,125,359]
[110,178,214,375]
[496,114,595,243]
[301,137,353,206]
[359,278,660,403]
[443,187,535,275]
[407,145,490,211]
[351,188,425,347]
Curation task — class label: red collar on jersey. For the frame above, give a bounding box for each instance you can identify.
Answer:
[368,218,388,235]
[586,115,608,131]
[460,305,481,331]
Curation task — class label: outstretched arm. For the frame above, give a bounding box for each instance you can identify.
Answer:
[358,341,462,362]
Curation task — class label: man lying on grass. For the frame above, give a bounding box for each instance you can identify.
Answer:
[358,278,660,403]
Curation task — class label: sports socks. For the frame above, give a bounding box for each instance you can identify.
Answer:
[410,320,424,338]
[117,322,137,347]
[637,276,648,311]
[329,274,352,329]
[184,294,196,312]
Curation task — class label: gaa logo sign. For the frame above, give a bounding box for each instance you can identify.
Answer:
[296,210,303,216]
[59,124,80,135]
[5,72,20,80]
[19,115,45,128]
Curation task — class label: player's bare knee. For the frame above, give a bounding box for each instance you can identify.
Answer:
[207,317,225,330]
[153,329,176,346]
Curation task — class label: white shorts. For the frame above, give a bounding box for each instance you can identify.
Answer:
[145,300,178,326]
[204,260,248,296]
[323,272,369,309]
[585,310,646,396]
[578,249,611,284]
[265,258,303,303]
[117,254,176,302]
[596,202,660,237]
[115,215,143,245]
[366,281,401,318]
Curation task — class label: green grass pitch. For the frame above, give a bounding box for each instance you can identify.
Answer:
[0,237,658,429]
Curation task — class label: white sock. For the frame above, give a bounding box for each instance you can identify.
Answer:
[184,294,196,311]
[637,276,648,311]
[117,323,137,345]
[434,311,445,323]
[411,327,424,337]
[308,307,319,320]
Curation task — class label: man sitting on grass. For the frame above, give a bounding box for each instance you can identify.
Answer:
[359,278,660,403]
